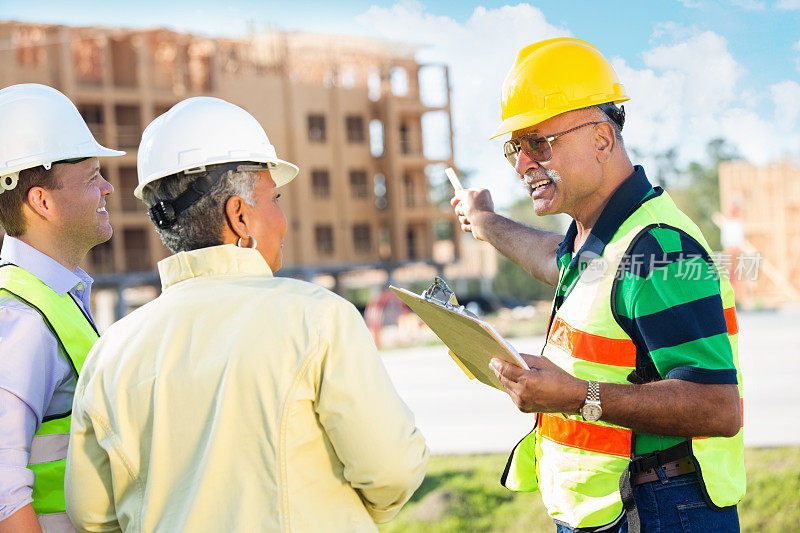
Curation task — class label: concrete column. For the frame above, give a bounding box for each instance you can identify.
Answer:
[332,272,342,295]
[280,35,304,265]
[455,277,468,295]
[479,275,492,297]
[384,96,408,260]
[135,34,153,127]
[114,282,128,321]
[385,265,396,287]
[57,27,76,94]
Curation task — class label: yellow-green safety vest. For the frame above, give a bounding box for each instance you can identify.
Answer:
[0,264,98,528]
[501,190,745,530]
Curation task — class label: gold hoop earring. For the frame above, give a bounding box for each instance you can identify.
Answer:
[236,235,258,249]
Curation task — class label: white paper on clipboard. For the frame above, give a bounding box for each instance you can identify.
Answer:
[390,279,529,391]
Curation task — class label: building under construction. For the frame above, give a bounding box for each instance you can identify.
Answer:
[0,21,459,286]
[718,160,800,306]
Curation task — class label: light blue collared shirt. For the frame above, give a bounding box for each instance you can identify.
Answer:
[0,236,96,521]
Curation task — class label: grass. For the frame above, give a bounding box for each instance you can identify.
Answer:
[378,447,800,533]
[739,447,800,531]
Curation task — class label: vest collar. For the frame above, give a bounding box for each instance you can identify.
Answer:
[158,244,273,291]
[557,165,654,268]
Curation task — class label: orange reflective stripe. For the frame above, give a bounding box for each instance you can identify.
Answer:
[540,414,632,458]
[741,397,744,427]
[724,307,738,335]
[548,317,636,367]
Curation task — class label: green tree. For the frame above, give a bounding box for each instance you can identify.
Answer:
[631,146,680,188]
[669,138,738,250]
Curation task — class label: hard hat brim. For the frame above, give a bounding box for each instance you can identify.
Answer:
[1,145,126,179]
[490,95,630,139]
[268,158,299,188]
[95,147,127,158]
[133,157,299,199]
[490,110,562,139]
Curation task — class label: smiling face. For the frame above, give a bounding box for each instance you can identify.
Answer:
[47,157,115,249]
[244,171,287,272]
[512,109,606,218]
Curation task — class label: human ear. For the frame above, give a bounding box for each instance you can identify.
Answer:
[224,195,250,240]
[594,122,616,163]
[26,187,54,220]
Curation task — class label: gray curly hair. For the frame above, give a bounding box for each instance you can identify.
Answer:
[141,168,258,253]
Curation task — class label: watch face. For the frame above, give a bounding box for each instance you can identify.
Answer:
[582,403,602,422]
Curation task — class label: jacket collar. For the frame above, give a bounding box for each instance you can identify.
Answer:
[158,244,273,291]
[557,165,654,268]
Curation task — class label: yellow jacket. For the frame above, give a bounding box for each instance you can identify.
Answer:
[65,244,428,532]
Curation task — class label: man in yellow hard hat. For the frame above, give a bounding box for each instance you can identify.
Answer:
[452,38,744,532]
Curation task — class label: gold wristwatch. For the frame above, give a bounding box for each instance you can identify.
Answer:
[580,380,602,422]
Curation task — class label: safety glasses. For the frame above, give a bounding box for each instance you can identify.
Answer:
[503,121,605,168]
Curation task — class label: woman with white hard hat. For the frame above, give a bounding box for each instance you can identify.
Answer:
[64,97,428,532]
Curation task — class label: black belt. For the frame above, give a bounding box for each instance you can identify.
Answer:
[629,440,692,475]
[620,440,693,533]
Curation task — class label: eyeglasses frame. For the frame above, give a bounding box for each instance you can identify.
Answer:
[503,121,607,167]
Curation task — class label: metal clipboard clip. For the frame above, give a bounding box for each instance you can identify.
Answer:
[422,277,477,318]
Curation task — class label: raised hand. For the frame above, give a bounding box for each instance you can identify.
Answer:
[450,188,495,241]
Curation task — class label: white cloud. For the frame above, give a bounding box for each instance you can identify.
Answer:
[616,30,742,165]
[771,80,800,128]
[614,28,796,165]
[679,0,765,8]
[356,2,570,206]
[651,21,700,41]
[795,39,800,71]
[775,0,800,9]
[642,31,742,113]
[357,4,800,206]
[731,0,767,9]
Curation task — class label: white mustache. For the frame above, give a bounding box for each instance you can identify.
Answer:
[523,169,561,183]
[522,169,561,194]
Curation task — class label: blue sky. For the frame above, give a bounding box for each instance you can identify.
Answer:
[3,1,797,86]
[3,1,799,206]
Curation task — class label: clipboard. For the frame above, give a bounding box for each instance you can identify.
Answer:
[390,277,529,391]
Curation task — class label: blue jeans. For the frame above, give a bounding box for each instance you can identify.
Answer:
[555,470,739,532]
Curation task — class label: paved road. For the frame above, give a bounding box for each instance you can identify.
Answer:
[381,307,800,454]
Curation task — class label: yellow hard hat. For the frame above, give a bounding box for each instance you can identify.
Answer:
[491,38,629,139]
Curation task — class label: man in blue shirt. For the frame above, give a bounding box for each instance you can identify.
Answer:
[0,84,123,532]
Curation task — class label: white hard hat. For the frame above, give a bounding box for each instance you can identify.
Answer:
[0,84,125,188]
[135,97,299,199]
